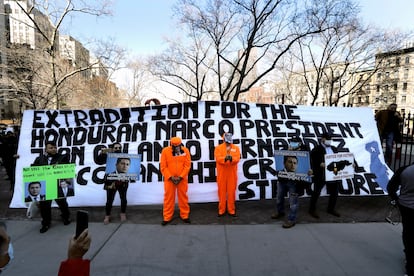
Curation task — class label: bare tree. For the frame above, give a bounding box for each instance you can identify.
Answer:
[150,0,349,102]
[5,0,119,109]
[147,24,216,101]
[277,1,410,106]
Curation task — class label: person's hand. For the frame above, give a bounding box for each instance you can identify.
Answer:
[307,169,313,176]
[67,229,91,259]
[101,148,113,154]
[320,162,325,168]
[0,225,10,267]
[225,155,231,162]
[171,176,182,185]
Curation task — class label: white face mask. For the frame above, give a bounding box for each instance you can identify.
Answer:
[324,140,332,147]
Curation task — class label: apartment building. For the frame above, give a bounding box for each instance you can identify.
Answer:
[368,45,414,114]
[59,35,91,79]
[241,45,414,117]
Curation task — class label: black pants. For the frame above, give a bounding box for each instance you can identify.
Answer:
[105,186,128,215]
[399,204,414,275]
[309,180,339,212]
[39,198,70,226]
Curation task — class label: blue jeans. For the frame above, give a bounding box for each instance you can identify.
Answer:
[382,132,394,163]
[277,180,298,222]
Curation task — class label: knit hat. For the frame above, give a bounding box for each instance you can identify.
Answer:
[170,137,182,146]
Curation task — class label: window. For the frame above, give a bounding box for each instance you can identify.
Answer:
[396,57,400,66]
[406,56,410,64]
[394,83,398,90]
[385,71,389,78]
[403,82,408,90]
[377,72,381,79]
[385,85,389,91]
[365,96,370,103]
[402,95,406,103]
[404,69,409,79]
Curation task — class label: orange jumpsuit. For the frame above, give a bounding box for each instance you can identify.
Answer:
[214,142,241,215]
[160,144,191,221]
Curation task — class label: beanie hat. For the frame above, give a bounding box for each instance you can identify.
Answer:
[170,137,182,146]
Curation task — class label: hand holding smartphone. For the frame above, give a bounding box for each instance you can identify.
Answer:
[75,210,89,239]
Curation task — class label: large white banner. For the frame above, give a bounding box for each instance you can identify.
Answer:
[10,101,391,208]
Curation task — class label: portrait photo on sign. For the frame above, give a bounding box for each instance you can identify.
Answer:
[274,150,311,182]
[324,153,355,181]
[105,153,141,181]
[57,178,75,198]
[24,181,46,202]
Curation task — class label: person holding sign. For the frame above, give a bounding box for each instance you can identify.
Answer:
[160,137,191,225]
[214,132,241,217]
[32,142,71,233]
[309,133,341,218]
[272,137,312,228]
[99,143,130,224]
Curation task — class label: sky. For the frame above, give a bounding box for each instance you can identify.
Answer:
[62,0,414,92]
[64,0,414,58]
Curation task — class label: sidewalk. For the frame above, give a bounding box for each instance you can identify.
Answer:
[3,220,405,276]
[0,166,407,275]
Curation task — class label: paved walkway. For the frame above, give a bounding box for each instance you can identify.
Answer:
[0,166,407,276]
[2,220,405,276]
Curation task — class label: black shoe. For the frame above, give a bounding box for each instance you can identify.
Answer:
[217,213,225,217]
[182,218,191,224]
[271,212,285,219]
[229,213,238,217]
[63,218,71,225]
[327,210,341,217]
[40,225,50,233]
[309,211,320,219]
[161,220,171,226]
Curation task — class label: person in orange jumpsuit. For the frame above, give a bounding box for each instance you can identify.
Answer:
[160,137,192,225]
[214,132,241,217]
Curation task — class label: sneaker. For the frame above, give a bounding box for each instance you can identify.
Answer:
[228,213,238,217]
[63,218,71,225]
[309,211,320,219]
[104,216,110,225]
[217,213,225,217]
[271,212,285,219]
[327,210,341,217]
[39,225,50,233]
[282,220,296,229]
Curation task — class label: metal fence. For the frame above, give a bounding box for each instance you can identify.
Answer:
[388,112,414,171]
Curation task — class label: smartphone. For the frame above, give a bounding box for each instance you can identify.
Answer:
[75,210,89,239]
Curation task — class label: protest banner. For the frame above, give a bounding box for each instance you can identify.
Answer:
[274,150,311,182]
[10,101,391,208]
[105,153,141,181]
[22,164,76,201]
[324,153,355,181]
